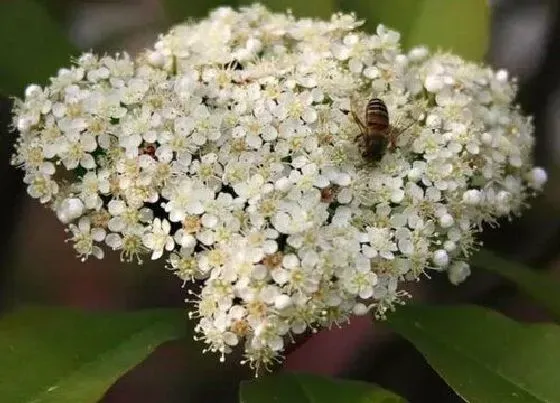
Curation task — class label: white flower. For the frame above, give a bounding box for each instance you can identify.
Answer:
[365,227,398,260]
[143,218,174,260]
[439,213,454,228]
[233,174,268,203]
[462,189,483,205]
[433,249,449,268]
[448,261,471,285]
[79,171,110,209]
[23,171,59,203]
[67,217,106,261]
[162,178,214,222]
[341,256,378,299]
[60,133,98,169]
[527,167,547,189]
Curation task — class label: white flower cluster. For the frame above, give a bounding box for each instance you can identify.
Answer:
[11,4,546,370]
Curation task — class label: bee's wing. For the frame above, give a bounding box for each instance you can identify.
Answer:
[395,119,416,135]
[349,97,367,130]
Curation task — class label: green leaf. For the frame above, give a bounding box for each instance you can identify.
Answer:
[472,249,560,322]
[386,304,560,403]
[0,306,185,402]
[240,372,406,403]
[340,0,489,61]
[0,0,77,96]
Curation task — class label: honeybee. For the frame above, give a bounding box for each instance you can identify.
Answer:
[351,97,413,162]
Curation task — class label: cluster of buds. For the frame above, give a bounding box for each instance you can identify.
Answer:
[11,4,546,370]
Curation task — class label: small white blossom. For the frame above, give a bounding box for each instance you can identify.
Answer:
[66,217,106,261]
[57,198,85,223]
[448,261,471,285]
[433,249,449,268]
[462,189,483,205]
[527,167,547,189]
[143,218,174,260]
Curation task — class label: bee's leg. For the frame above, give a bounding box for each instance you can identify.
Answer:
[350,107,367,144]
[351,110,366,131]
[387,128,398,150]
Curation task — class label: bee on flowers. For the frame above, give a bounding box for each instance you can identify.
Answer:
[351,97,414,162]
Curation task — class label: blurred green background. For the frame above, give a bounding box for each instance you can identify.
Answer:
[2,1,560,403]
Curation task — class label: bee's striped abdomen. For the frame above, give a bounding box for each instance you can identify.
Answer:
[366,98,389,131]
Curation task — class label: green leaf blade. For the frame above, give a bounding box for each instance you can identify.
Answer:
[240,372,406,403]
[0,307,185,403]
[472,249,560,322]
[387,305,560,403]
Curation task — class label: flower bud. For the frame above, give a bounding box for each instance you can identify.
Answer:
[448,261,471,285]
[433,249,449,267]
[462,189,482,205]
[57,198,84,224]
